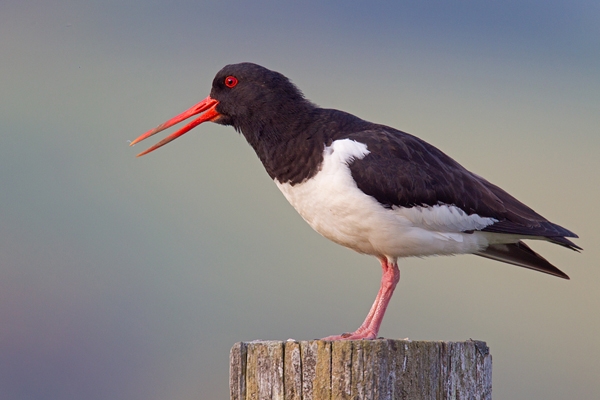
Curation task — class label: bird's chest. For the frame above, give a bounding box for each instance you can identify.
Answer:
[274,139,382,253]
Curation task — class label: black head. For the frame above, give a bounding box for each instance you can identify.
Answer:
[210,63,314,142]
[130,62,315,157]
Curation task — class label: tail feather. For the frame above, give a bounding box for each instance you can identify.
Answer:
[476,241,569,279]
[547,236,582,251]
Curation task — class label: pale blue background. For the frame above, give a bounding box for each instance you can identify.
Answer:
[1,1,599,399]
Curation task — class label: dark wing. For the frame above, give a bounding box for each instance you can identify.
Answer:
[345,127,580,250]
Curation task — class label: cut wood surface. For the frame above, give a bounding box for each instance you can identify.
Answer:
[230,339,491,400]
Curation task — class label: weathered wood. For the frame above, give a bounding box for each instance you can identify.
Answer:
[283,341,302,400]
[230,342,248,400]
[230,339,492,400]
[245,341,285,399]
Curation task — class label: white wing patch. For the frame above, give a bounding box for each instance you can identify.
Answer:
[393,204,497,233]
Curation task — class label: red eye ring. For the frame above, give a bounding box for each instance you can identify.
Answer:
[224,76,238,88]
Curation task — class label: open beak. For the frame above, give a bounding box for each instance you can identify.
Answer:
[130,96,220,157]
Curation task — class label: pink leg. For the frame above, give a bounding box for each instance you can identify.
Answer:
[322,257,400,340]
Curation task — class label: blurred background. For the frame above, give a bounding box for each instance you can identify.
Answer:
[1,1,598,399]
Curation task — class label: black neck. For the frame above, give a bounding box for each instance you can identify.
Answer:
[234,107,371,185]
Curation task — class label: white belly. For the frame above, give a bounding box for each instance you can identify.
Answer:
[275,139,496,258]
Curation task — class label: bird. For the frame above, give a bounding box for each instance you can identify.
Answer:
[130,62,580,340]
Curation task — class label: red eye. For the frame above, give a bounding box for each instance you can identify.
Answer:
[225,76,238,88]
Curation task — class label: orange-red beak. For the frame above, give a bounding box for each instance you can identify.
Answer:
[130,96,220,157]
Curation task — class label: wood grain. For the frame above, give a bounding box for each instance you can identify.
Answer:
[230,339,492,400]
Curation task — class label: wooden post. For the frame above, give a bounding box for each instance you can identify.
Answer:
[230,339,491,400]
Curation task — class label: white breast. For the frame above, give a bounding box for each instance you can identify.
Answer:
[275,139,496,258]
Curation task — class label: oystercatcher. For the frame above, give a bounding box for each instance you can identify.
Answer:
[130,63,580,340]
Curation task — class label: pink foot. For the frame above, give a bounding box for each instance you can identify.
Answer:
[320,257,400,341]
[321,329,378,341]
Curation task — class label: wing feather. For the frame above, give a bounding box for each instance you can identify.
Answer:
[345,127,579,249]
